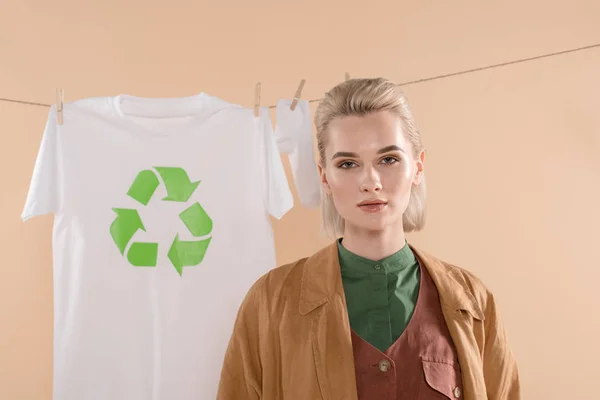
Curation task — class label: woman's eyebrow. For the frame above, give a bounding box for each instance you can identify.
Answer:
[332,151,358,160]
[377,145,404,154]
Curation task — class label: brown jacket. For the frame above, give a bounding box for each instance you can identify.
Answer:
[217,243,520,400]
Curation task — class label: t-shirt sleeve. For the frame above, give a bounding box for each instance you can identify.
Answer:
[21,105,63,222]
[257,108,294,219]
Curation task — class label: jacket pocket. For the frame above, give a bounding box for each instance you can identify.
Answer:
[418,359,462,400]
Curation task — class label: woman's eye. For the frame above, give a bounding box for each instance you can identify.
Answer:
[381,156,399,165]
[338,161,357,169]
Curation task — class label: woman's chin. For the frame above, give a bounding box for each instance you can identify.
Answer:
[346,219,389,233]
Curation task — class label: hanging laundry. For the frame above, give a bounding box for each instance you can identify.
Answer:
[275,98,321,207]
[21,92,294,400]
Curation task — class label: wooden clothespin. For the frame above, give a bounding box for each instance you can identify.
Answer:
[345,72,351,81]
[254,82,261,117]
[290,79,306,111]
[56,88,64,125]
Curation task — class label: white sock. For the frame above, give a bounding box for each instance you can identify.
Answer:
[275,99,321,208]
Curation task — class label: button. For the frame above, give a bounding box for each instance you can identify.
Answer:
[378,359,391,372]
[454,387,461,398]
[374,264,381,270]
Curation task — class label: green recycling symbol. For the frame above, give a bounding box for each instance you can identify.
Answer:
[109,167,212,276]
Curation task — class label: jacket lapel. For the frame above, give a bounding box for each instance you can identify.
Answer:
[409,246,484,319]
[299,243,358,400]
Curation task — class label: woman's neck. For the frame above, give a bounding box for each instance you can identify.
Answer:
[340,223,407,261]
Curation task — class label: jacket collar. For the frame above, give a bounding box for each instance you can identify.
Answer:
[298,242,485,320]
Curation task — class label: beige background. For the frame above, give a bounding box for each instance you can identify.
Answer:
[1,1,599,399]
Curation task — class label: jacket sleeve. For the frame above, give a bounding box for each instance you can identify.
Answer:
[217,278,265,400]
[482,289,521,400]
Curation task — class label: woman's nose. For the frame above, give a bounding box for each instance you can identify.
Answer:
[360,168,382,193]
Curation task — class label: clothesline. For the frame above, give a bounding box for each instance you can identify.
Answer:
[1,43,598,110]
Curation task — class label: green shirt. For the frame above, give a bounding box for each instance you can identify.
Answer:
[337,238,421,353]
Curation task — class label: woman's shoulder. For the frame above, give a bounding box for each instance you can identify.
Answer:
[239,252,314,312]
[439,258,490,295]
[256,256,309,294]
[414,246,488,286]
[413,246,496,318]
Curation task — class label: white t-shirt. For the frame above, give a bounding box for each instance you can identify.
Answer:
[21,92,294,400]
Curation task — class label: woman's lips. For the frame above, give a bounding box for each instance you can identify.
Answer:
[358,202,387,213]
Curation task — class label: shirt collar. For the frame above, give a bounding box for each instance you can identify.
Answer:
[336,238,416,275]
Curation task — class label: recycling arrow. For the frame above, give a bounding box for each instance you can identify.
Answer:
[127,242,158,267]
[155,167,200,202]
[127,170,160,205]
[110,208,146,255]
[179,202,212,237]
[168,234,212,276]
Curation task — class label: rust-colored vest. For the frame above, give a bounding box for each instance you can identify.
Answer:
[351,260,464,399]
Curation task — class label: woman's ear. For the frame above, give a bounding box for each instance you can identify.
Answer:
[413,150,425,185]
[318,163,332,195]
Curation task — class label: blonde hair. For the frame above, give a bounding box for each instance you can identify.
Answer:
[314,77,427,239]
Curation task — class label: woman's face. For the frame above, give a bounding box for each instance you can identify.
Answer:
[318,110,424,234]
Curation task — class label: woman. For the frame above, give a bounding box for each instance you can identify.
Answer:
[217,78,520,399]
